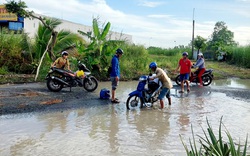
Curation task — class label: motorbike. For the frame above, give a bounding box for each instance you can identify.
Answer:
[175,67,214,86]
[126,74,162,110]
[45,61,98,92]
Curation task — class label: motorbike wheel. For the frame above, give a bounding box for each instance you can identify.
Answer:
[202,75,213,86]
[175,75,181,86]
[83,76,98,92]
[46,78,63,92]
[126,95,143,110]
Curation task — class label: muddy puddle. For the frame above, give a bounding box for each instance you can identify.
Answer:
[1,79,250,156]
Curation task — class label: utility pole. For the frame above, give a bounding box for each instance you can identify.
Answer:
[191,8,195,59]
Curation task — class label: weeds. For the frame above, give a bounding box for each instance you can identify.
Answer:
[180,117,248,156]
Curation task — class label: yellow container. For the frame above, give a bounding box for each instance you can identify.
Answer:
[76,70,84,77]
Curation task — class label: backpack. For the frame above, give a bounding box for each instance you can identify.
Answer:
[100,88,110,99]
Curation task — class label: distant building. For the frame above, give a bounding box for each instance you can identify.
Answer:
[0,5,132,43]
[0,5,24,30]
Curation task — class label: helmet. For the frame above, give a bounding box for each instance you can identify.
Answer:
[182,52,188,56]
[198,53,203,56]
[149,62,157,68]
[116,48,124,55]
[62,51,69,56]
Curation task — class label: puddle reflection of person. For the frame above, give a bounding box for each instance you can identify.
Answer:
[178,98,191,131]
[178,113,190,132]
[108,106,120,153]
[126,110,170,151]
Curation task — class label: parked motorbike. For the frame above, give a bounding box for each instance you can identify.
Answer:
[175,68,214,86]
[126,74,162,110]
[45,61,98,92]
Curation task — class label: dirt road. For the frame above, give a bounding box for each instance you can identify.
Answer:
[0,83,108,115]
[1,81,250,115]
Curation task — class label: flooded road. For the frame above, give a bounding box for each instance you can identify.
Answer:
[1,79,250,156]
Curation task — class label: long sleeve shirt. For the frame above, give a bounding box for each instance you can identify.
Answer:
[194,58,205,69]
[110,55,120,78]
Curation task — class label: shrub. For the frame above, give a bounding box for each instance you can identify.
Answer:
[0,66,8,75]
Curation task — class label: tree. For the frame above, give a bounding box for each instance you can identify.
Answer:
[208,21,236,51]
[34,18,82,61]
[194,35,206,59]
[5,0,81,80]
[77,18,124,78]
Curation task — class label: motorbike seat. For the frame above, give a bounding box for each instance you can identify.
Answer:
[205,69,213,73]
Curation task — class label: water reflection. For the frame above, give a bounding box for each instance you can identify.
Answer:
[1,80,250,156]
[212,78,250,89]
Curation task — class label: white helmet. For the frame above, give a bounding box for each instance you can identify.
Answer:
[61,51,69,56]
[198,53,203,56]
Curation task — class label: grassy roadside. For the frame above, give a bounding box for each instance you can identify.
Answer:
[206,61,250,79]
[150,54,250,80]
[0,61,250,84]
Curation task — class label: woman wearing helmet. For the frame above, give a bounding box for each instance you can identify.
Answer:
[51,51,70,70]
[175,52,192,93]
[193,53,206,87]
[110,48,124,103]
[149,62,173,108]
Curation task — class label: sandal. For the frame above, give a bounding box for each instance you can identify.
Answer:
[111,99,120,103]
[179,90,184,93]
[187,88,190,92]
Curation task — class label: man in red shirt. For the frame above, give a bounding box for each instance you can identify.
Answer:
[175,52,192,93]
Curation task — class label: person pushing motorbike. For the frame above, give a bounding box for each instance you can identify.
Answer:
[149,62,173,109]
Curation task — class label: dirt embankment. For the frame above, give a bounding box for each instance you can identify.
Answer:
[0,83,108,115]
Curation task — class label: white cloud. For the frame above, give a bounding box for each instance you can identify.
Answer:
[236,0,250,2]
[138,0,165,8]
[231,26,250,45]
[2,0,249,47]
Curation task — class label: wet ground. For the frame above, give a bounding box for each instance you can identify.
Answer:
[0,79,250,156]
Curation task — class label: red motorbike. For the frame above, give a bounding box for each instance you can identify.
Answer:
[175,68,214,86]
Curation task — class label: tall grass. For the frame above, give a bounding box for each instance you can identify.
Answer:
[0,29,33,73]
[148,46,192,57]
[119,44,149,80]
[117,44,188,80]
[225,45,250,68]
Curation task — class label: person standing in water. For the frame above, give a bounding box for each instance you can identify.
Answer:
[175,52,192,93]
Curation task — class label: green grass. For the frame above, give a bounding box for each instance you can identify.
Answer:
[225,45,250,68]
[206,61,250,79]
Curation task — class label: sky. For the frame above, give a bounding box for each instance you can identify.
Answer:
[1,0,250,48]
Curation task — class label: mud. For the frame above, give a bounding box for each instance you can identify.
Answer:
[0,83,108,115]
[0,80,250,115]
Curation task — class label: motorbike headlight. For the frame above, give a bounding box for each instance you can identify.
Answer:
[139,76,147,81]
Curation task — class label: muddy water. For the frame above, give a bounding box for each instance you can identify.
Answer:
[1,80,250,156]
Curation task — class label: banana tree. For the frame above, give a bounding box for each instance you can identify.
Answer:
[78,18,110,69]
[77,18,124,77]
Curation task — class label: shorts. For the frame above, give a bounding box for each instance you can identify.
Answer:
[111,77,119,90]
[180,73,189,81]
[158,87,170,100]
